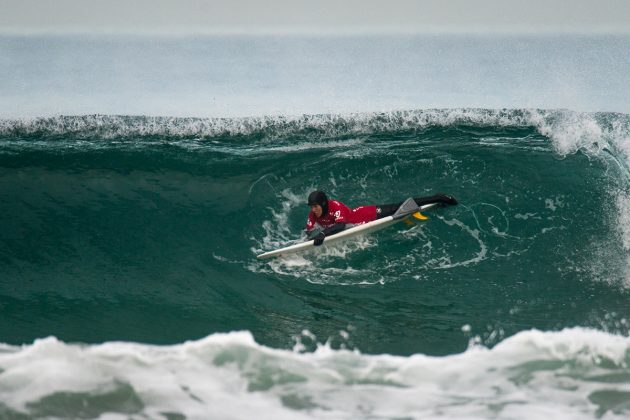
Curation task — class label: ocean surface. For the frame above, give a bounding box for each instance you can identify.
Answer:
[1,34,630,419]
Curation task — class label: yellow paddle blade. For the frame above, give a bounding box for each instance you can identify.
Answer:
[412,212,428,221]
[403,218,416,226]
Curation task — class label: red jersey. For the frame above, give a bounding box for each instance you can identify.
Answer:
[305,199,377,231]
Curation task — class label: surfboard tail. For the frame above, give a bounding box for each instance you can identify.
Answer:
[392,198,419,219]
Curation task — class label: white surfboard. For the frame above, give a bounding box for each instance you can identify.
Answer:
[256,199,438,260]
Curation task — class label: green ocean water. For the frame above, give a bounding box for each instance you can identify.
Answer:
[1,109,629,358]
[3,32,630,419]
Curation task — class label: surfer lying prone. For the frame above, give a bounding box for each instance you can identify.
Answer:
[305,190,458,246]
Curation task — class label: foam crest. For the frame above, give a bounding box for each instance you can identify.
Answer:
[0,109,626,145]
[2,110,630,192]
[1,328,630,419]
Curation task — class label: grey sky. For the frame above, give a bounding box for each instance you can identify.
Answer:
[1,0,630,34]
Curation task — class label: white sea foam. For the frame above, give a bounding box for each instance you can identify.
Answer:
[254,236,381,285]
[616,193,630,285]
[0,328,629,419]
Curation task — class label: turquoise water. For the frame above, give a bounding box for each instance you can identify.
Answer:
[2,35,630,419]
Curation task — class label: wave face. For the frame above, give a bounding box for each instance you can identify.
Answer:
[1,108,630,417]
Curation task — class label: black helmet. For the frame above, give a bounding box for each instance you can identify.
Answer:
[307,190,328,215]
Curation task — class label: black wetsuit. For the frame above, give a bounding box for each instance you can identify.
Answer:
[375,194,457,219]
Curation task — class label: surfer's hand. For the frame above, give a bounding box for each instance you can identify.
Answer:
[313,232,325,246]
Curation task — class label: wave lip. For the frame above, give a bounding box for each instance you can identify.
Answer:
[1,109,628,151]
[1,328,629,419]
[0,108,565,139]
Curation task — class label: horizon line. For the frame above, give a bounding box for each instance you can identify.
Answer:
[2,24,630,37]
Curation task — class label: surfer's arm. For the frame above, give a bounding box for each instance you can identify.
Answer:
[323,222,346,236]
[313,222,346,246]
[305,228,320,239]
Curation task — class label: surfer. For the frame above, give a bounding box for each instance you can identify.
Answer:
[306,190,457,246]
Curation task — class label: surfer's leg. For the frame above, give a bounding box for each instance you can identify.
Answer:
[376,194,457,219]
[413,194,458,206]
[375,203,401,219]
